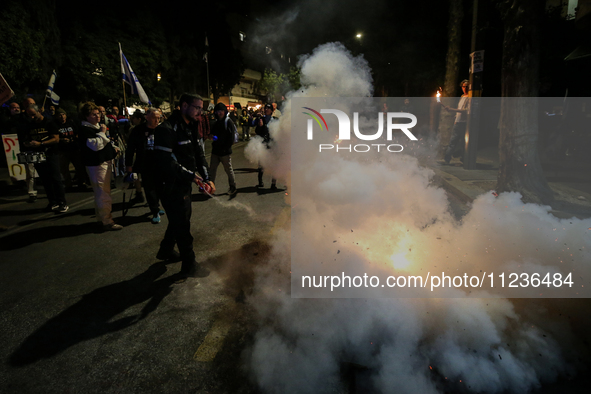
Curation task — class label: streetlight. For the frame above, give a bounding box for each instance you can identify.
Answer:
[356,33,362,39]
[157,73,161,82]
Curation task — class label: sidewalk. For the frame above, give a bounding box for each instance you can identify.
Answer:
[431,146,591,219]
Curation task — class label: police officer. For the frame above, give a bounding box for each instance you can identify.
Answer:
[147,93,215,280]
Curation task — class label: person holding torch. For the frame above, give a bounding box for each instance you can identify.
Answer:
[440,79,470,164]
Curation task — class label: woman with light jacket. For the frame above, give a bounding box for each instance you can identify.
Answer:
[78,102,122,231]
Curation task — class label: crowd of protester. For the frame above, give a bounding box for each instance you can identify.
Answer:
[0,95,283,280]
[0,96,282,227]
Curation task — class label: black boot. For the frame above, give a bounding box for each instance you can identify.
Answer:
[178,260,210,280]
[156,249,182,262]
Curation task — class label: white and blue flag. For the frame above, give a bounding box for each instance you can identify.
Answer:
[119,43,150,105]
[46,70,60,105]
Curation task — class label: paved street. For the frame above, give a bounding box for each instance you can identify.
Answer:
[0,140,289,393]
[2,141,591,394]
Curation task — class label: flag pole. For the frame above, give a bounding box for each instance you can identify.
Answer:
[206,60,210,102]
[119,43,128,116]
[205,36,210,101]
[122,79,128,117]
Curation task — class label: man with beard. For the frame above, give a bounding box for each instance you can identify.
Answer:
[146,94,215,281]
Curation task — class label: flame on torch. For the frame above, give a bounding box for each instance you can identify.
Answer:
[436,87,442,102]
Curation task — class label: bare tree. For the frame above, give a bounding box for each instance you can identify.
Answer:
[496,0,553,204]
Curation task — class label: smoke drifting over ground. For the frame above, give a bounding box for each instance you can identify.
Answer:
[243,43,591,393]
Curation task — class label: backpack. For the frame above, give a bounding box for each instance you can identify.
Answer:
[225,116,239,144]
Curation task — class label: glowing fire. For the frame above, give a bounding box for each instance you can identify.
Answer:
[347,221,424,273]
[390,251,412,270]
[436,87,442,102]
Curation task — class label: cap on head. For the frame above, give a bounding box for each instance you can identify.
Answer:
[264,103,273,110]
[56,108,66,115]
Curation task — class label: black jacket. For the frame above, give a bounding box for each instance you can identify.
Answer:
[211,115,235,157]
[146,111,209,190]
[125,123,154,173]
[78,124,117,166]
[254,114,273,145]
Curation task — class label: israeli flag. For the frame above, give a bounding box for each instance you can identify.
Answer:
[119,43,151,105]
[46,70,60,105]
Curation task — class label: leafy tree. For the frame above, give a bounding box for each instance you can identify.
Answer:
[57,6,170,107]
[258,69,287,102]
[287,66,302,91]
[0,0,62,98]
[258,67,301,101]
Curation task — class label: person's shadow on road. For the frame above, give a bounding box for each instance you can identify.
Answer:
[0,222,102,251]
[8,262,180,367]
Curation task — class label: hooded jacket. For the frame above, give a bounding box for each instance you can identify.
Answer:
[211,102,235,157]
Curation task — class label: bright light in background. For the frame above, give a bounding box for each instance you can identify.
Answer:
[356,33,362,38]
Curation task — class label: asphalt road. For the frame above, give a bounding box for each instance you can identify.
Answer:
[0,140,289,393]
[2,141,590,394]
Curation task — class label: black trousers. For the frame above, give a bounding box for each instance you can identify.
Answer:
[157,184,195,272]
[58,149,87,187]
[141,172,160,216]
[35,154,66,205]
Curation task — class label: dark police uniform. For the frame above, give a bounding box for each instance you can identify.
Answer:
[146,111,209,276]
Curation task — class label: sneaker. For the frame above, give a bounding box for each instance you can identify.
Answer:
[257,181,264,188]
[229,185,237,195]
[103,223,123,231]
[270,184,278,190]
[58,204,69,213]
[158,209,165,216]
[156,250,182,262]
[27,195,37,203]
[151,213,161,224]
[46,204,59,212]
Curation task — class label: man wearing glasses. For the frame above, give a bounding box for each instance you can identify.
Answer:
[441,79,470,164]
[146,93,215,281]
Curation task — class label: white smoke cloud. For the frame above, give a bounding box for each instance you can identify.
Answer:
[243,43,591,393]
